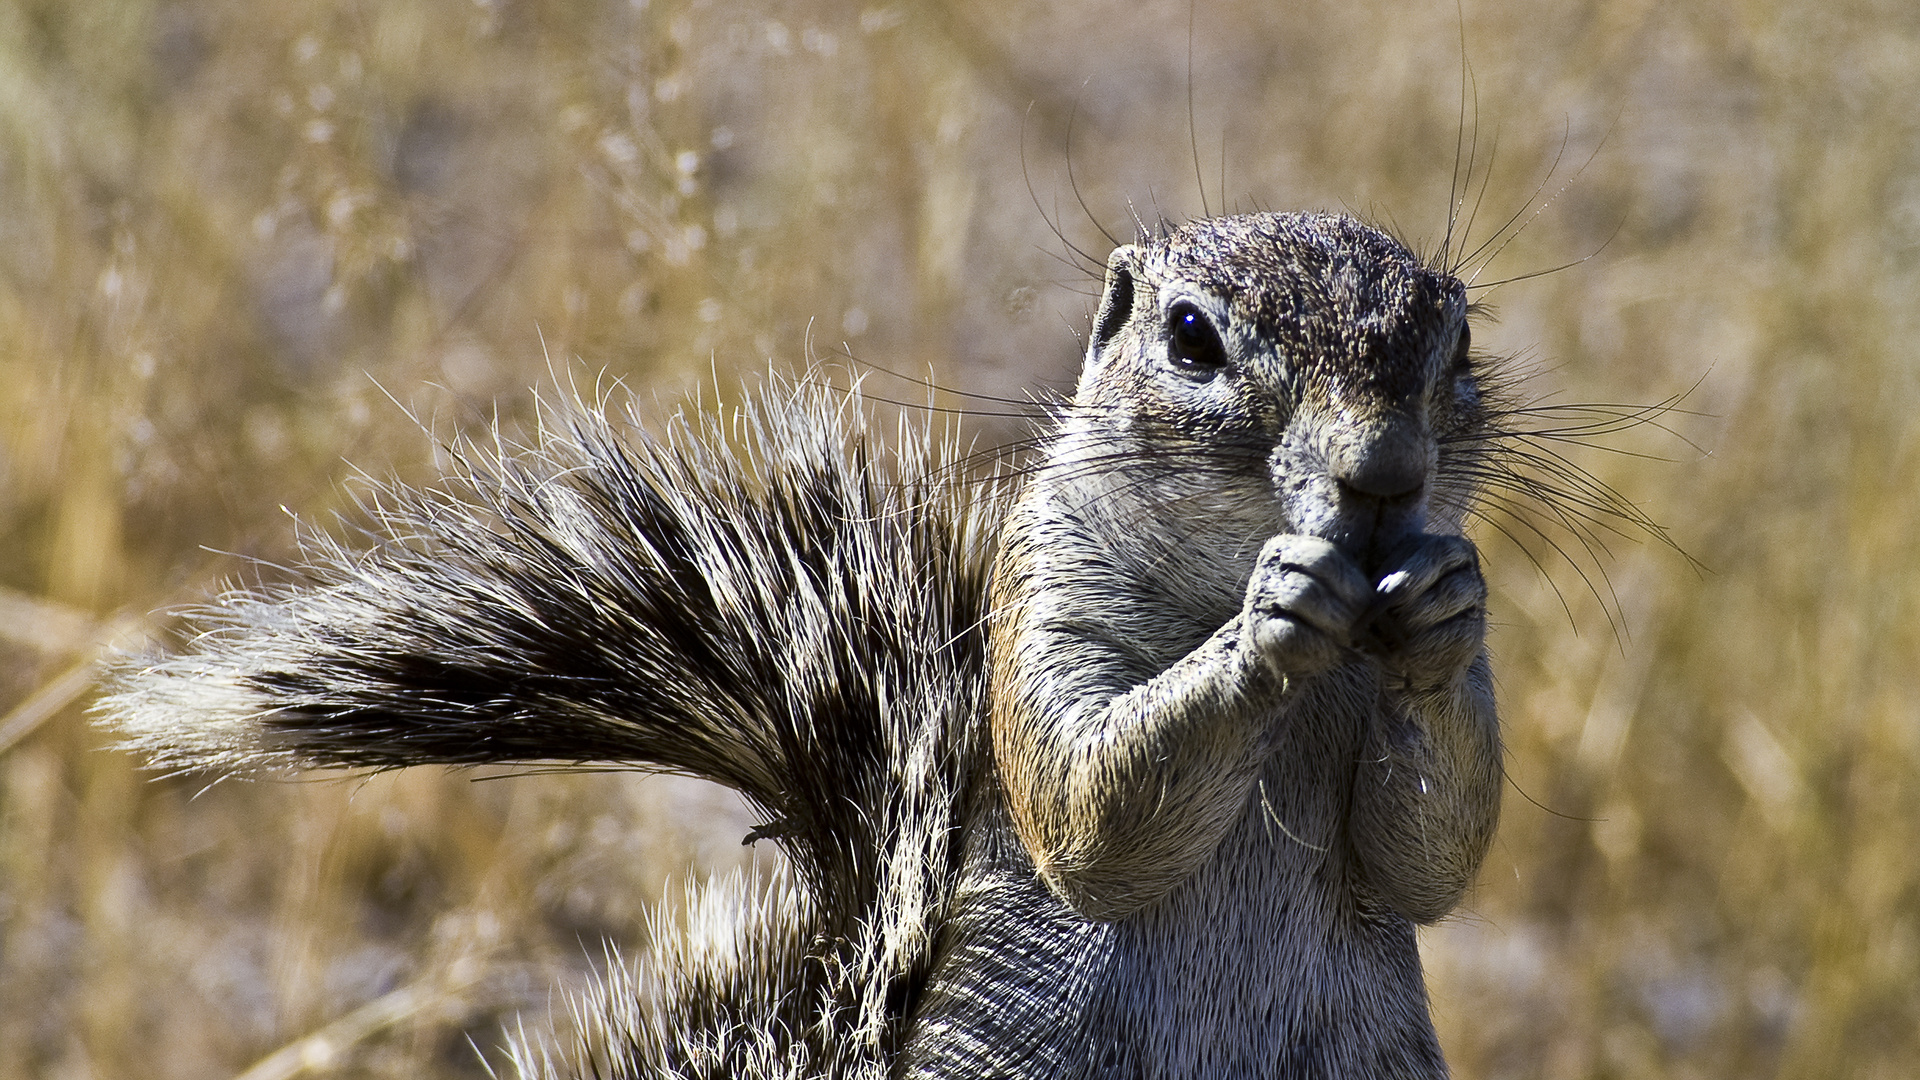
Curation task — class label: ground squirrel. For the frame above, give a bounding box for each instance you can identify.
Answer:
[105,210,1511,1078]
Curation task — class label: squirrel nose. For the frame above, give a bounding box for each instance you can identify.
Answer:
[1328,423,1429,504]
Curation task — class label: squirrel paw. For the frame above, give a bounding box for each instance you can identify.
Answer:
[1243,534,1372,677]
[1358,534,1488,687]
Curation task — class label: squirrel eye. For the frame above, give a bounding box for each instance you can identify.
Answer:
[1167,304,1227,376]
[1449,323,1472,374]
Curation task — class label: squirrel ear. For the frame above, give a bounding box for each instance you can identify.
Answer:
[1086,245,1140,373]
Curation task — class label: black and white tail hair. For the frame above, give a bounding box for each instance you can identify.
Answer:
[100,375,1006,1079]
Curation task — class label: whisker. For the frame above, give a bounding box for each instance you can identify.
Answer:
[1065,84,1123,252]
[1019,101,1110,277]
[1456,120,1576,277]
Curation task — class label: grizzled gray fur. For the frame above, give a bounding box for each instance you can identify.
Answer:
[102,211,1507,1079]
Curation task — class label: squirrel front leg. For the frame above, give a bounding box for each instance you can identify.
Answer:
[991,534,1372,921]
[1346,534,1503,922]
[993,532,1499,924]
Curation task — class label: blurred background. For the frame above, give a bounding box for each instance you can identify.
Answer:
[1,0,1915,1076]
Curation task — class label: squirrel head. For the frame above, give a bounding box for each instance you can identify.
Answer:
[1068,212,1482,578]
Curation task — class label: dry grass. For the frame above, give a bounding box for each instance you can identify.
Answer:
[2,0,1915,1076]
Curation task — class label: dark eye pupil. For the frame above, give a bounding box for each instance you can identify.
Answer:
[1169,307,1225,373]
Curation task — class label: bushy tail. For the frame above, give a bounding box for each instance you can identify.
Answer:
[98,375,1006,1077]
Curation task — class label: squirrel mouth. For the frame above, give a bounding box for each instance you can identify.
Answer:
[1306,501,1429,581]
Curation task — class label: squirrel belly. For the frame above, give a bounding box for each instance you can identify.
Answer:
[100,211,1503,1079]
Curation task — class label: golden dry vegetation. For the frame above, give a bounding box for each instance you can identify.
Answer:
[1,0,1916,1077]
